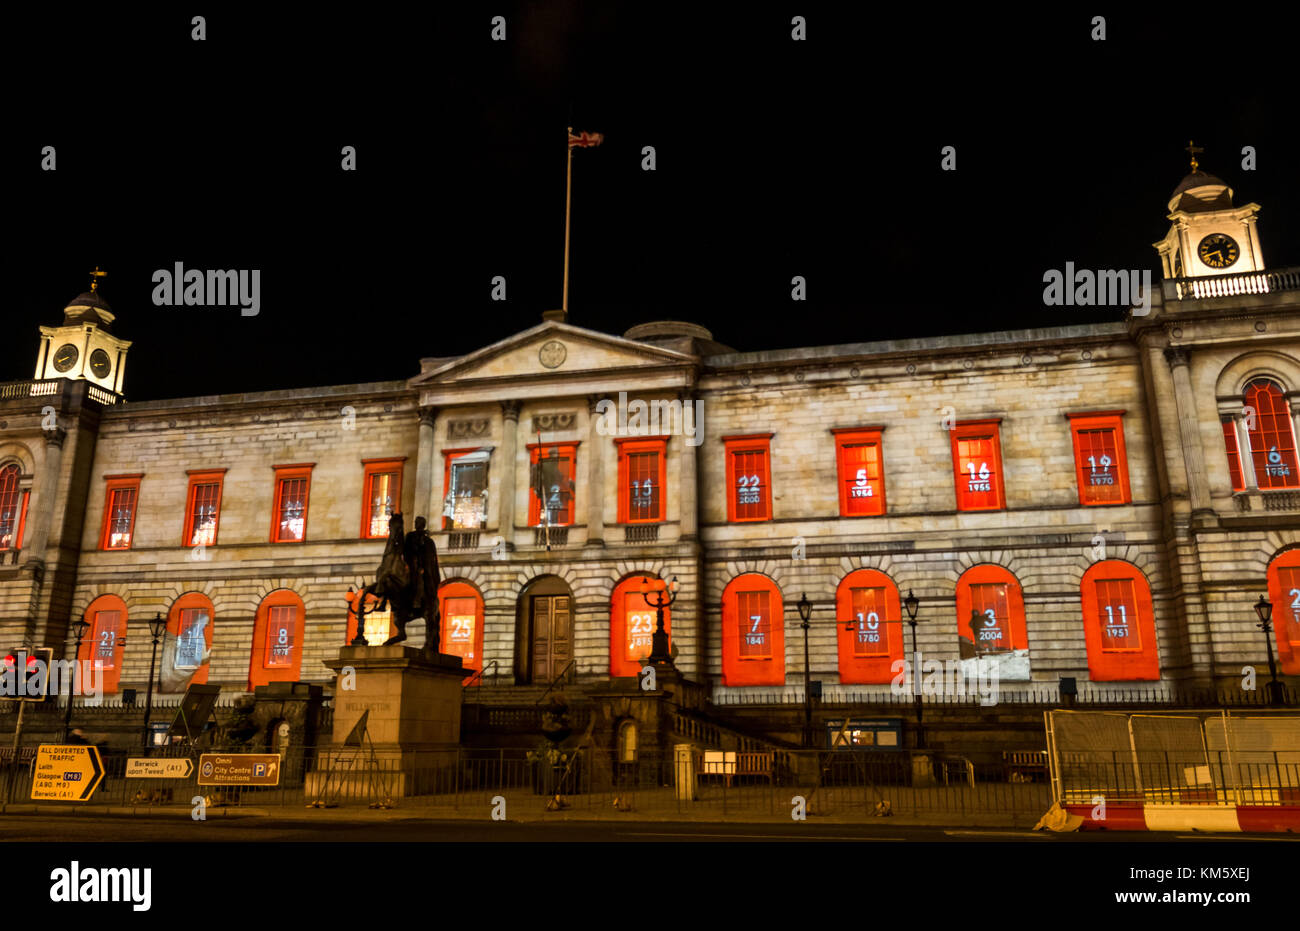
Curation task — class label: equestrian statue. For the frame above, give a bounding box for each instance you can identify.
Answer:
[346,512,442,657]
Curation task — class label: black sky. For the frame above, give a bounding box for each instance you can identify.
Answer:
[6,4,1298,402]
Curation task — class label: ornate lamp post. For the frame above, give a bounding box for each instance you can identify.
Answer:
[903,590,924,748]
[141,612,168,752]
[639,576,679,666]
[798,593,813,747]
[1254,596,1284,707]
[63,619,90,741]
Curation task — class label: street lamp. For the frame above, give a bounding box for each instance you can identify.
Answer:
[63,619,90,741]
[141,612,168,752]
[798,593,813,748]
[1254,596,1284,707]
[903,590,923,748]
[639,576,679,666]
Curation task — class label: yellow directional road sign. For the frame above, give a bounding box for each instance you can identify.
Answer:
[125,757,194,779]
[31,745,105,801]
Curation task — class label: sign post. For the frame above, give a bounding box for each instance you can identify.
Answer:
[31,745,105,801]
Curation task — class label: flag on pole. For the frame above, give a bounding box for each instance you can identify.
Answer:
[568,130,604,148]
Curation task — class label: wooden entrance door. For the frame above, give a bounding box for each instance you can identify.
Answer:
[530,594,571,684]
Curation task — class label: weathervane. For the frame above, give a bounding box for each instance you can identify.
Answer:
[1184,140,1203,173]
[89,266,107,292]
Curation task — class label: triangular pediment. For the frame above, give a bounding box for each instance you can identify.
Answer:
[408,321,696,387]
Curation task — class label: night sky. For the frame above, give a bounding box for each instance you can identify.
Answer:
[6,5,1298,402]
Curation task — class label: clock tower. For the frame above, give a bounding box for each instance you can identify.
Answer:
[34,268,132,395]
[1153,142,1265,280]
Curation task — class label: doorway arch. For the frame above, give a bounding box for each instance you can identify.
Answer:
[515,575,575,685]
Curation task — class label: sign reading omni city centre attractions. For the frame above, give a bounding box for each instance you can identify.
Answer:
[31,745,105,801]
[125,757,195,779]
[197,753,281,786]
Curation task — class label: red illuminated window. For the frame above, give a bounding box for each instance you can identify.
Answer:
[1222,418,1245,492]
[835,570,903,684]
[0,463,29,552]
[249,590,305,688]
[362,458,405,539]
[849,588,889,657]
[833,428,886,517]
[183,469,225,547]
[78,595,129,694]
[1243,379,1299,490]
[616,437,667,523]
[442,448,490,530]
[439,581,485,682]
[950,422,1005,511]
[528,443,578,527]
[610,576,671,677]
[167,592,214,688]
[721,574,785,686]
[1080,561,1159,681]
[1068,413,1131,506]
[955,565,1027,667]
[737,589,772,659]
[1267,549,1300,676]
[100,474,142,550]
[724,434,773,522]
[271,464,313,542]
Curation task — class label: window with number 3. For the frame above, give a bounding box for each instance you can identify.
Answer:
[1068,412,1131,506]
[724,434,773,522]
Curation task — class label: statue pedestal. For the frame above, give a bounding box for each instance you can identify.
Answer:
[306,646,465,799]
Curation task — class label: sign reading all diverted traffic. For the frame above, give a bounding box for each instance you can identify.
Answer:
[31,745,105,801]
[197,753,281,786]
[125,757,195,779]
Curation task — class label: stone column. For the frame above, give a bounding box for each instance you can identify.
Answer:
[413,406,437,523]
[1164,348,1212,513]
[678,392,699,541]
[23,426,67,572]
[496,400,521,550]
[587,395,606,547]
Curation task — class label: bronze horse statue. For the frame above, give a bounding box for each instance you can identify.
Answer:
[348,512,441,656]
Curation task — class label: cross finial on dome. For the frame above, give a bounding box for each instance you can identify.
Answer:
[89,266,107,292]
[1184,140,1203,173]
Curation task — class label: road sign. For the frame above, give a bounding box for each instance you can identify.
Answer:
[197,753,281,786]
[31,745,105,801]
[125,757,194,779]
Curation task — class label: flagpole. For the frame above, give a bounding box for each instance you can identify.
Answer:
[562,126,575,315]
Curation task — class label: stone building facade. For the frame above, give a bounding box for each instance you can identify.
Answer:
[1,165,1298,718]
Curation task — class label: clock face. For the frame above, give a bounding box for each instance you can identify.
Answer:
[89,348,112,378]
[52,343,79,373]
[1197,233,1240,270]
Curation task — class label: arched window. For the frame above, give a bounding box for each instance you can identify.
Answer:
[955,565,1029,680]
[618,720,638,764]
[166,592,214,690]
[1080,561,1159,681]
[835,568,903,684]
[79,595,129,695]
[249,590,305,689]
[610,575,671,677]
[439,580,485,682]
[721,573,785,686]
[1266,549,1300,676]
[0,463,30,556]
[1243,379,1299,490]
[345,591,394,646]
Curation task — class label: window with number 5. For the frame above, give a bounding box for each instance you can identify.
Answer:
[833,428,886,516]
